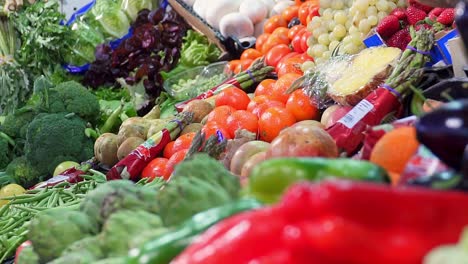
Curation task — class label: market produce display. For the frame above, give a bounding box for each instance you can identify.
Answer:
[1,0,468,263]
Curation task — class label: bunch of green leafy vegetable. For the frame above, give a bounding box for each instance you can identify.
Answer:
[161,30,221,80]
[12,0,73,78]
[0,15,31,115]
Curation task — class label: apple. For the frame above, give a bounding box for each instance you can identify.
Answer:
[320,105,353,129]
[230,141,271,176]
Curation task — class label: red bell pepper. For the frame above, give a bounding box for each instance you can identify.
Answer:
[175,179,468,264]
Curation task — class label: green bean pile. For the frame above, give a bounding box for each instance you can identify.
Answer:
[0,170,107,262]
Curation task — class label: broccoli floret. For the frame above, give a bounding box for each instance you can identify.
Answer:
[0,110,36,139]
[28,207,99,263]
[46,81,100,124]
[0,133,14,170]
[99,210,164,257]
[24,112,94,176]
[1,156,42,188]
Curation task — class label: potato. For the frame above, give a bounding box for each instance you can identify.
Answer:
[117,137,145,160]
[182,100,214,123]
[117,117,152,145]
[94,133,120,166]
[240,151,267,185]
[181,123,203,135]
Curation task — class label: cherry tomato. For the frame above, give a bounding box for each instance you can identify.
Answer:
[262,34,290,54]
[255,33,270,54]
[264,15,288,34]
[265,44,292,68]
[281,5,299,22]
[240,48,263,61]
[300,31,312,55]
[142,157,169,180]
[288,25,306,40]
[291,28,307,53]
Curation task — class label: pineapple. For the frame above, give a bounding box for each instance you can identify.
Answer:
[328,47,402,106]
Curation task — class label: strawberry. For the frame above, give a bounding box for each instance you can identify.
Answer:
[376,15,401,38]
[428,7,444,20]
[390,7,407,20]
[408,0,433,13]
[406,6,427,25]
[386,28,412,51]
[437,8,455,25]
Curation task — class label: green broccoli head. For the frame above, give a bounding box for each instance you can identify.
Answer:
[2,156,42,188]
[24,113,94,176]
[46,81,100,124]
[99,210,164,257]
[0,134,13,170]
[28,207,99,263]
[80,180,159,227]
[0,110,37,139]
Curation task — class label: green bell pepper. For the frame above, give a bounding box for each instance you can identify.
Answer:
[246,157,390,203]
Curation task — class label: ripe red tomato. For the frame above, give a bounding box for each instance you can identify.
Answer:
[206,105,236,128]
[300,31,312,55]
[281,5,299,22]
[226,110,259,138]
[265,44,292,68]
[306,6,320,24]
[298,2,314,25]
[256,33,271,54]
[288,25,306,40]
[202,123,232,141]
[258,107,296,142]
[261,34,290,54]
[164,149,189,179]
[215,87,251,110]
[277,56,306,78]
[264,15,288,34]
[254,79,276,97]
[163,141,176,159]
[142,157,169,180]
[240,48,263,61]
[291,28,307,53]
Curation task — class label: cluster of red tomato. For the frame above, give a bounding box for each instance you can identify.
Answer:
[228,0,319,76]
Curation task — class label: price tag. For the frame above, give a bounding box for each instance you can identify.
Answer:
[338,100,374,129]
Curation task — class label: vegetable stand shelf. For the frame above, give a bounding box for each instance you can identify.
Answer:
[166,0,255,59]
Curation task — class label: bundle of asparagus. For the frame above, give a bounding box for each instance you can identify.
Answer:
[327,27,436,155]
[175,58,274,112]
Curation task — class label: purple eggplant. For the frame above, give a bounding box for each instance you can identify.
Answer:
[416,99,468,171]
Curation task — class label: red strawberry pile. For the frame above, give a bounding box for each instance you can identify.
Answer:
[375,0,456,50]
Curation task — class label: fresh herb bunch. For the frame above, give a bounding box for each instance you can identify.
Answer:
[0,15,30,114]
[12,0,72,78]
